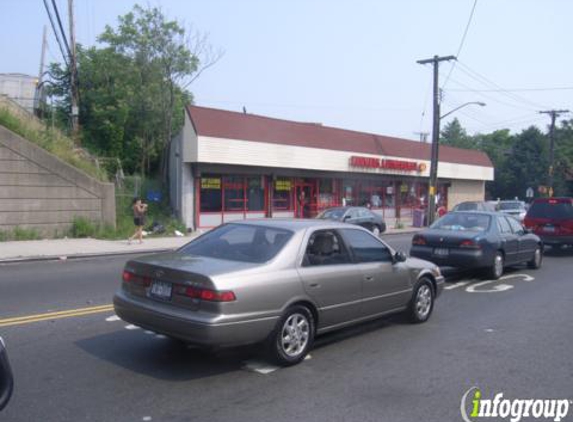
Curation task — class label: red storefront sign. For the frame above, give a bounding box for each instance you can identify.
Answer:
[349,156,422,172]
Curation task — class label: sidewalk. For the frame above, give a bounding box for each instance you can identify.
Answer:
[0,226,419,263]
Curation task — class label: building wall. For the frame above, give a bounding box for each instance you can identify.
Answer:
[0,125,115,235]
[448,179,486,210]
[192,136,494,182]
[0,74,37,113]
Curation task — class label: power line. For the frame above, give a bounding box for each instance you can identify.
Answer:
[446,76,536,112]
[42,0,69,67]
[447,86,573,93]
[456,61,549,110]
[442,0,478,89]
[51,0,72,59]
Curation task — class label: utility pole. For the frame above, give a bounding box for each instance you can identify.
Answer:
[417,55,456,225]
[68,0,79,143]
[539,109,569,197]
[35,25,48,116]
[414,131,430,143]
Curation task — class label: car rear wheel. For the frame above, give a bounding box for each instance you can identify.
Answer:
[407,278,434,323]
[267,305,315,366]
[487,252,504,280]
[371,225,381,236]
[527,245,543,269]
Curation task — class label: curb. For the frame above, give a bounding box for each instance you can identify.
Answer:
[0,248,177,264]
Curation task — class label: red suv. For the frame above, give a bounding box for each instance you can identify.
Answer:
[523,197,573,247]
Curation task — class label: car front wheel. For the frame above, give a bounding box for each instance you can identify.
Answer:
[407,278,434,323]
[267,305,315,366]
[371,224,381,236]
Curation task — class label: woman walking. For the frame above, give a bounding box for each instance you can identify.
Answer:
[128,197,148,244]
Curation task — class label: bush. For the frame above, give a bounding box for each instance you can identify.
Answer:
[0,226,41,241]
[70,216,97,238]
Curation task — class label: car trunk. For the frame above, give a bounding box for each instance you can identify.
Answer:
[417,230,479,248]
[122,252,258,312]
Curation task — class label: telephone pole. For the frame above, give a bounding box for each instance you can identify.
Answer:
[35,25,48,116]
[68,0,80,143]
[417,55,456,225]
[539,109,569,197]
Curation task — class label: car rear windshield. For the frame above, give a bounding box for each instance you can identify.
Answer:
[179,224,294,263]
[527,201,573,220]
[318,208,345,219]
[453,203,478,211]
[431,213,491,232]
[499,202,523,211]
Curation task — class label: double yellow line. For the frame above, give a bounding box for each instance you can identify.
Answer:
[0,304,114,327]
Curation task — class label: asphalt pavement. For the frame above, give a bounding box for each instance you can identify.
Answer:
[1,234,572,422]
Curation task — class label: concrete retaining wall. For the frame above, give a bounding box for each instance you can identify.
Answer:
[0,125,115,235]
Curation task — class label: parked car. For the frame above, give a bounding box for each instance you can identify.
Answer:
[410,211,543,279]
[498,200,527,221]
[317,206,386,235]
[524,197,573,247]
[0,337,13,412]
[452,201,497,212]
[114,220,444,366]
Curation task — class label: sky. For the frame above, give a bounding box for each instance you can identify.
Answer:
[1,0,572,141]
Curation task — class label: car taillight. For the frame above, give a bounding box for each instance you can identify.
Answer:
[412,235,426,245]
[122,270,152,287]
[459,239,481,249]
[180,286,236,302]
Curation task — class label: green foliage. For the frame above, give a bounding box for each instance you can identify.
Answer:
[46,4,200,176]
[0,107,107,181]
[441,118,474,149]
[0,227,41,241]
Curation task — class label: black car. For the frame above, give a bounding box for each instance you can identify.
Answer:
[410,211,542,279]
[317,206,387,235]
[0,336,13,412]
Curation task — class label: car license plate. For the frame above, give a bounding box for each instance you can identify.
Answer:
[433,248,449,257]
[150,281,172,300]
[543,225,555,233]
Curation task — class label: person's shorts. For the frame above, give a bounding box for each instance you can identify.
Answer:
[133,217,145,227]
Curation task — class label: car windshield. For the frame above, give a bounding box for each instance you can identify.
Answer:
[179,224,294,263]
[499,202,522,211]
[431,213,491,232]
[527,201,573,220]
[318,208,346,219]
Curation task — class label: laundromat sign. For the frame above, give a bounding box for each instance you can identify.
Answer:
[349,156,426,172]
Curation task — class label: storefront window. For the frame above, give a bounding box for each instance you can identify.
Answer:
[247,177,264,211]
[273,178,293,210]
[223,176,245,211]
[200,176,222,212]
[318,179,337,209]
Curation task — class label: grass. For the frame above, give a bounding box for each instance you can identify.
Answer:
[0,105,107,182]
[0,226,42,241]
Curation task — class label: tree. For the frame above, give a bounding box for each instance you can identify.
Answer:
[45,4,222,177]
[440,118,474,149]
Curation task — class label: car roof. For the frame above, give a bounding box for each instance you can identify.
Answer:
[227,218,357,232]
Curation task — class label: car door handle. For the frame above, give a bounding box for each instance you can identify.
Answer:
[364,276,374,281]
[309,283,321,288]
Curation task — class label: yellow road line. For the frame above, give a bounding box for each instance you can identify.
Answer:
[0,304,114,327]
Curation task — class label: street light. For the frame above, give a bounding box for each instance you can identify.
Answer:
[440,101,486,121]
[426,101,486,226]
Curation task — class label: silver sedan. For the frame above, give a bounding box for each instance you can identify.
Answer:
[114,220,444,366]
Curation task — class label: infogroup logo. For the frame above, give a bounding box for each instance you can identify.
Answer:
[461,387,571,422]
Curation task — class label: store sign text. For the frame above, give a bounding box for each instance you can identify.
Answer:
[349,156,422,172]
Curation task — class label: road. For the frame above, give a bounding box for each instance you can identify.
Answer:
[1,234,572,422]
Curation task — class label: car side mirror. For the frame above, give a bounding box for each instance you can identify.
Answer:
[343,215,351,221]
[0,337,14,412]
[394,251,407,263]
